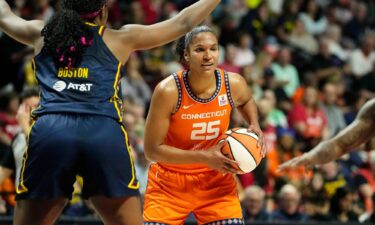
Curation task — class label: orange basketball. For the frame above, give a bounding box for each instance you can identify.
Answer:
[220,127,262,173]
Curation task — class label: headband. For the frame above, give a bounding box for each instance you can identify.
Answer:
[80,8,102,19]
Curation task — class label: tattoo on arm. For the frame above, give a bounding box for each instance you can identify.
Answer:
[310,99,375,164]
[334,99,375,153]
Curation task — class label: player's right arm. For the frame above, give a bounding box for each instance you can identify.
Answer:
[0,0,43,47]
[144,76,238,173]
[278,98,375,171]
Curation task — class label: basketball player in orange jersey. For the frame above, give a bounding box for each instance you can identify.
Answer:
[143,25,266,225]
[0,0,222,224]
[278,98,375,171]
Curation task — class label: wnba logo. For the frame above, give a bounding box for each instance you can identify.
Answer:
[53,80,67,92]
[218,94,228,106]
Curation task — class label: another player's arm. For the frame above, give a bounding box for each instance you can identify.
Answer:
[229,72,266,155]
[144,77,237,173]
[118,0,220,52]
[314,99,375,162]
[279,98,375,170]
[0,0,43,46]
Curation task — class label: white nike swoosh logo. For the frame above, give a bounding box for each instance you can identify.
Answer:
[183,105,193,109]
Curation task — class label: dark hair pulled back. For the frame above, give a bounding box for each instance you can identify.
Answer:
[175,25,216,65]
[41,0,106,70]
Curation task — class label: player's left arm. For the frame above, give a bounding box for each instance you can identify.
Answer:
[0,0,44,47]
[229,72,266,156]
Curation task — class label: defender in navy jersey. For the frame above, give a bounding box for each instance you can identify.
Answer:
[0,0,221,224]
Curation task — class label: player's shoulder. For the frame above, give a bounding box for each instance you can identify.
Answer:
[226,72,247,88]
[154,74,179,98]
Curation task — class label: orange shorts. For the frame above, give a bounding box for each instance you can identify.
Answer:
[143,163,243,225]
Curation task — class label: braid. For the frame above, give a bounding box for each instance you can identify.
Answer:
[41,0,106,70]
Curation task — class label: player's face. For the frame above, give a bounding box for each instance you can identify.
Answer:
[185,32,219,73]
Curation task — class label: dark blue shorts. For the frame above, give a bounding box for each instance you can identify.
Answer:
[16,114,139,200]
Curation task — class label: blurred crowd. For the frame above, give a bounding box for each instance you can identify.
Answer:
[0,0,375,223]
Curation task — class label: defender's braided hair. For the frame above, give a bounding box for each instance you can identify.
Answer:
[41,0,106,70]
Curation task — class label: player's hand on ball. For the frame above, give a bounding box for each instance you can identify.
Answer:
[247,124,266,158]
[204,140,241,174]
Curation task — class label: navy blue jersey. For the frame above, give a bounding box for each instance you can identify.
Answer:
[32,23,124,122]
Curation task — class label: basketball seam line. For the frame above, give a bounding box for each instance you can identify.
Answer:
[228,135,258,164]
[227,140,239,170]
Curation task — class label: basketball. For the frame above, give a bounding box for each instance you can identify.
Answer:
[220,128,262,174]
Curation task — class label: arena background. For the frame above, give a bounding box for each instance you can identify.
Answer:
[0,0,375,224]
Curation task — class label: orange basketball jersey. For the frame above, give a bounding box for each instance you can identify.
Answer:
[160,69,234,173]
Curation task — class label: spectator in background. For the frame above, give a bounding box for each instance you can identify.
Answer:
[120,53,152,108]
[353,151,375,213]
[276,0,302,43]
[221,0,248,30]
[349,34,375,84]
[343,91,367,125]
[158,0,178,21]
[267,127,307,189]
[246,51,273,102]
[242,185,270,222]
[139,0,163,25]
[303,171,331,221]
[123,110,148,197]
[219,44,241,74]
[142,46,169,81]
[330,187,359,222]
[0,0,35,91]
[288,19,318,56]
[363,192,375,223]
[239,2,275,47]
[0,91,20,154]
[271,47,300,99]
[325,24,350,62]
[330,0,353,25]
[319,161,352,197]
[288,86,329,151]
[321,82,346,137]
[310,37,344,88]
[233,31,255,67]
[257,97,277,151]
[270,184,309,222]
[343,2,373,45]
[262,89,288,128]
[265,0,283,16]
[106,0,124,29]
[359,61,375,100]
[299,0,327,35]
[0,88,39,214]
[128,1,145,25]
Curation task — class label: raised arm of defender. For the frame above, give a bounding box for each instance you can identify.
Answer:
[119,0,221,51]
[0,0,221,60]
[0,0,44,46]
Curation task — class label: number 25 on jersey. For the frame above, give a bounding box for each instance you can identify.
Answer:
[191,120,220,140]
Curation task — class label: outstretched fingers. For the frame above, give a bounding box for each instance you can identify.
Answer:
[277,155,308,172]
